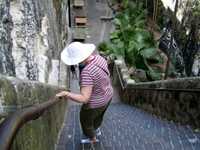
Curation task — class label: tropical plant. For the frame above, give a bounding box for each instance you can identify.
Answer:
[98,42,110,53]
[104,1,163,81]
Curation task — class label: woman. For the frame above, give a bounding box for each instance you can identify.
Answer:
[56,42,113,143]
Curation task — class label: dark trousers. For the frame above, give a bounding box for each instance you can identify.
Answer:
[80,100,111,138]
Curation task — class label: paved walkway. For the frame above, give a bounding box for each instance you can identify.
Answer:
[56,1,200,149]
[56,77,200,150]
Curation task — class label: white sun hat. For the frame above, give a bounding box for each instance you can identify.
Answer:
[61,42,96,65]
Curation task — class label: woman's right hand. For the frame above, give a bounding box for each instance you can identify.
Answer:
[55,91,70,99]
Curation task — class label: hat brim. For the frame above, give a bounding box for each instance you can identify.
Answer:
[61,44,95,65]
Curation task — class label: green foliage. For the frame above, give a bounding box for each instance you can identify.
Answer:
[105,1,163,81]
[188,0,200,18]
[175,0,200,45]
[98,42,109,52]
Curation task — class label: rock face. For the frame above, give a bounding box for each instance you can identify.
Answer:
[1,0,70,86]
[0,0,70,149]
[0,0,16,76]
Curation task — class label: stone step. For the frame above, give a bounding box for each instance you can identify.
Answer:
[73,0,84,8]
[100,16,114,21]
[75,17,87,27]
[72,27,86,42]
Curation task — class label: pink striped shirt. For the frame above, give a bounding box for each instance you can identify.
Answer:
[80,54,113,108]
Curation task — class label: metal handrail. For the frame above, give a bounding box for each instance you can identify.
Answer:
[0,97,64,150]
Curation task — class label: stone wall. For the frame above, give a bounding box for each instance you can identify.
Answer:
[113,58,200,129]
[0,75,67,150]
[0,0,15,76]
[0,0,69,86]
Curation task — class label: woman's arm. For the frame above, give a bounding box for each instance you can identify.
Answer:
[56,86,93,104]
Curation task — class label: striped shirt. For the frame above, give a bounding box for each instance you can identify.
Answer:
[80,54,113,108]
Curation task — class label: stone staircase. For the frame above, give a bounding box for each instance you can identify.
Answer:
[57,94,200,150]
[72,0,87,42]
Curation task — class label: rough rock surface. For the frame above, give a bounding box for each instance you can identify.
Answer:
[1,0,69,86]
[0,0,15,76]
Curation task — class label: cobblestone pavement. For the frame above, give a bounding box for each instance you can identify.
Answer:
[57,101,200,150]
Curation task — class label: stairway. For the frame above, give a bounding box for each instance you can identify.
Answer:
[56,1,200,149]
[56,75,200,150]
[57,98,200,150]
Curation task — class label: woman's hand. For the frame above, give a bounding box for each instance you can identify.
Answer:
[55,86,92,103]
[56,91,70,99]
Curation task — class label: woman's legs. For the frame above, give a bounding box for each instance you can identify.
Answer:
[93,101,111,130]
[80,106,96,139]
[80,100,111,141]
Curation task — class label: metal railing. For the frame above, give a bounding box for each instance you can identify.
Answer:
[0,97,64,150]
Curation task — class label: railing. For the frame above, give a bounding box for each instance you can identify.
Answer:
[0,97,64,150]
